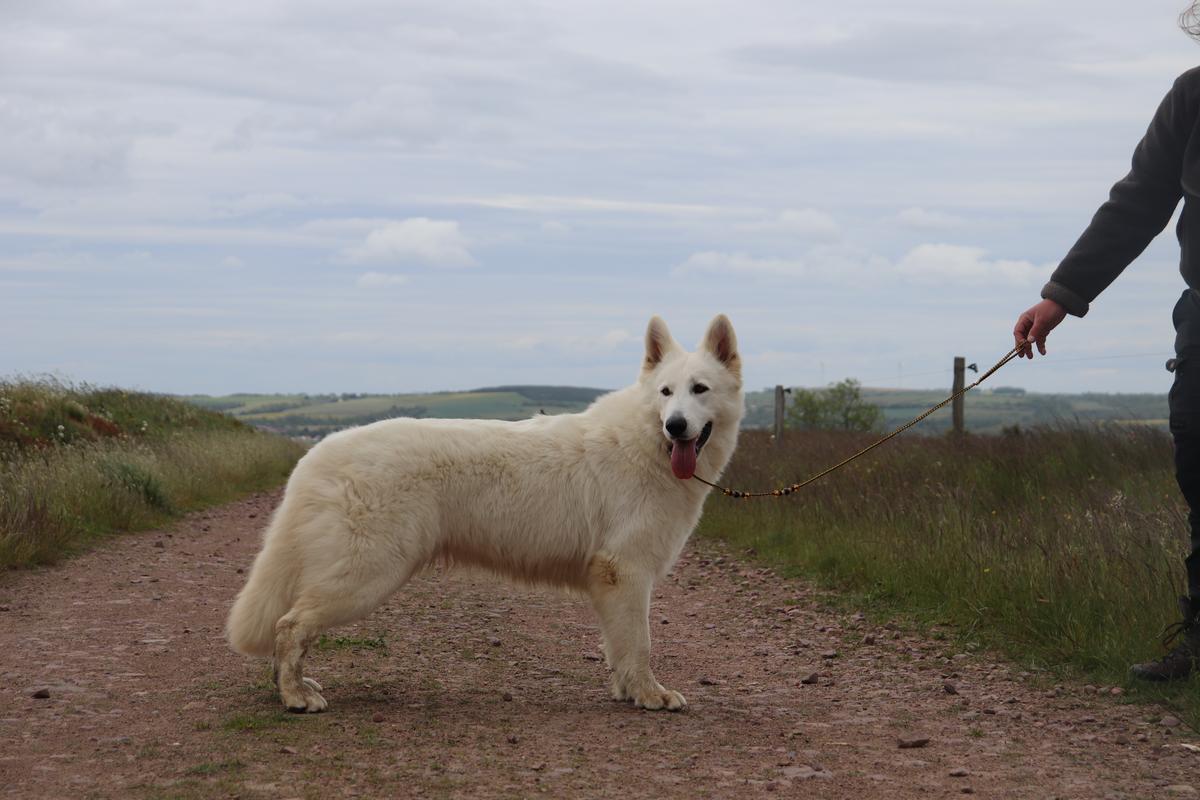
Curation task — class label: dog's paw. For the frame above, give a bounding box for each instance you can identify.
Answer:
[281,679,328,713]
[632,686,687,712]
[611,675,686,711]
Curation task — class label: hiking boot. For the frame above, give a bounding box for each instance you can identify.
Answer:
[1130,596,1200,681]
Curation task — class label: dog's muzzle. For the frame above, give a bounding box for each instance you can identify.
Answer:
[666,421,713,480]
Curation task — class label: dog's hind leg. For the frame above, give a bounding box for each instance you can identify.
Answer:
[274,530,431,713]
[586,554,686,712]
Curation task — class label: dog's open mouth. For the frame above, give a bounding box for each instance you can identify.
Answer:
[666,421,713,480]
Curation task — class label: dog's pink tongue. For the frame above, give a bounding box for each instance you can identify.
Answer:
[670,439,698,480]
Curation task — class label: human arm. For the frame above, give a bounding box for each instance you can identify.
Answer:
[1040,73,1191,316]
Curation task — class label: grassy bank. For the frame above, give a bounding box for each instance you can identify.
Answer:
[698,427,1199,711]
[0,380,305,569]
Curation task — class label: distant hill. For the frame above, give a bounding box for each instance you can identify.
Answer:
[744,386,1167,435]
[180,385,609,439]
[182,384,1169,439]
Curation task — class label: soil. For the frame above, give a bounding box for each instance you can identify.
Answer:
[1,489,1197,799]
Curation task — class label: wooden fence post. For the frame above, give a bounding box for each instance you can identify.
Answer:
[952,357,965,435]
[773,385,786,446]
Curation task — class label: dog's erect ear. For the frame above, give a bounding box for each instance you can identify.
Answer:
[701,314,740,377]
[643,315,680,372]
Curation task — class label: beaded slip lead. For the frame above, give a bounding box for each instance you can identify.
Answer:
[693,343,1026,499]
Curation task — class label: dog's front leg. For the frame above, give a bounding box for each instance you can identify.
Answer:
[586,555,686,711]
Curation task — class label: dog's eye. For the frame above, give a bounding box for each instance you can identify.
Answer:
[660,387,672,397]
[692,384,709,395]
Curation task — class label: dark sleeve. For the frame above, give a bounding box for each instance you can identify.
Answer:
[1041,74,1192,317]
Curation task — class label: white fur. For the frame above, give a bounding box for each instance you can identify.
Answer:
[226,314,744,712]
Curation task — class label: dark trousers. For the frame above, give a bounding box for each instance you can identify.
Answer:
[1170,289,1200,601]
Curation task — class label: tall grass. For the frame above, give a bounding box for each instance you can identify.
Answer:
[698,427,1192,686]
[0,380,305,569]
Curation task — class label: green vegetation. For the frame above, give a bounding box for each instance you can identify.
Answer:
[0,379,305,569]
[182,385,608,438]
[220,711,299,732]
[750,386,1166,434]
[186,384,1167,440]
[787,379,883,432]
[314,633,388,652]
[698,427,1200,716]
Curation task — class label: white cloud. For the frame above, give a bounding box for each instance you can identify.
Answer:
[221,192,304,216]
[674,251,806,278]
[896,206,964,230]
[738,208,840,240]
[895,243,1042,284]
[342,218,477,268]
[221,255,244,268]
[441,194,727,217]
[492,328,635,355]
[355,271,409,288]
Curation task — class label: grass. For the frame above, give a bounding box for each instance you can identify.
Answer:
[314,634,388,652]
[697,426,1200,719]
[221,711,299,732]
[0,378,306,569]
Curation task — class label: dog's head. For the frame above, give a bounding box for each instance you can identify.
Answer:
[640,314,743,480]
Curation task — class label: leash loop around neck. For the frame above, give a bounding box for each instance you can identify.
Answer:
[693,343,1025,499]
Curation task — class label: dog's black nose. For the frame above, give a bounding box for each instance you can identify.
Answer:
[665,415,688,438]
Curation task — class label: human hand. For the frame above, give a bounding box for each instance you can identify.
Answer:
[1012,299,1068,358]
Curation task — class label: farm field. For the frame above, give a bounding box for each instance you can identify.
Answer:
[184,384,1167,439]
[183,385,609,439]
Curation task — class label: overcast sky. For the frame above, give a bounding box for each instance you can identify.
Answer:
[2,0,1198,395]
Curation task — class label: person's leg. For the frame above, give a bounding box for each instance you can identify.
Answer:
[1132,290,1200,680]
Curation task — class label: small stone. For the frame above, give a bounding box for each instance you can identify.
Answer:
[1162,715,1183,729]
[489,637,501,647]
[698,677,720,686]
[800,672,819,685]
[236,568,244,574]
[30,688,50,699]
[961,789,975,795]
[661,618,669,625]
[502,692,513,702]
[506,734,518,744]
[821,651,838,660]
[981,708,997,715]
[280,746,298,754]
[583,653,603,662]
[943,681,959,695]
[249,513,257,518]
[1110,686,1124,696]
[863,634,876,645]
[1115,735,1130,746]
[949,767,969,777]
[372,712,385,723]
[0,605,9,611]
[897,736,930,749]
[153,540,164,548]
[1083,684,1097,694]
[531,762,546,772]
[952,653,970,661]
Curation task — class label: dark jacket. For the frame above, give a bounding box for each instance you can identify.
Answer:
[1043,67,1200,316]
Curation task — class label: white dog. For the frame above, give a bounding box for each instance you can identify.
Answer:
[226,314,744,712]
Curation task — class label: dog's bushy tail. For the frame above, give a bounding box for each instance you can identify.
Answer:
[226,512,296,658]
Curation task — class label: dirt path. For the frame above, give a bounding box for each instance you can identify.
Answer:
[1,490,1197,799]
